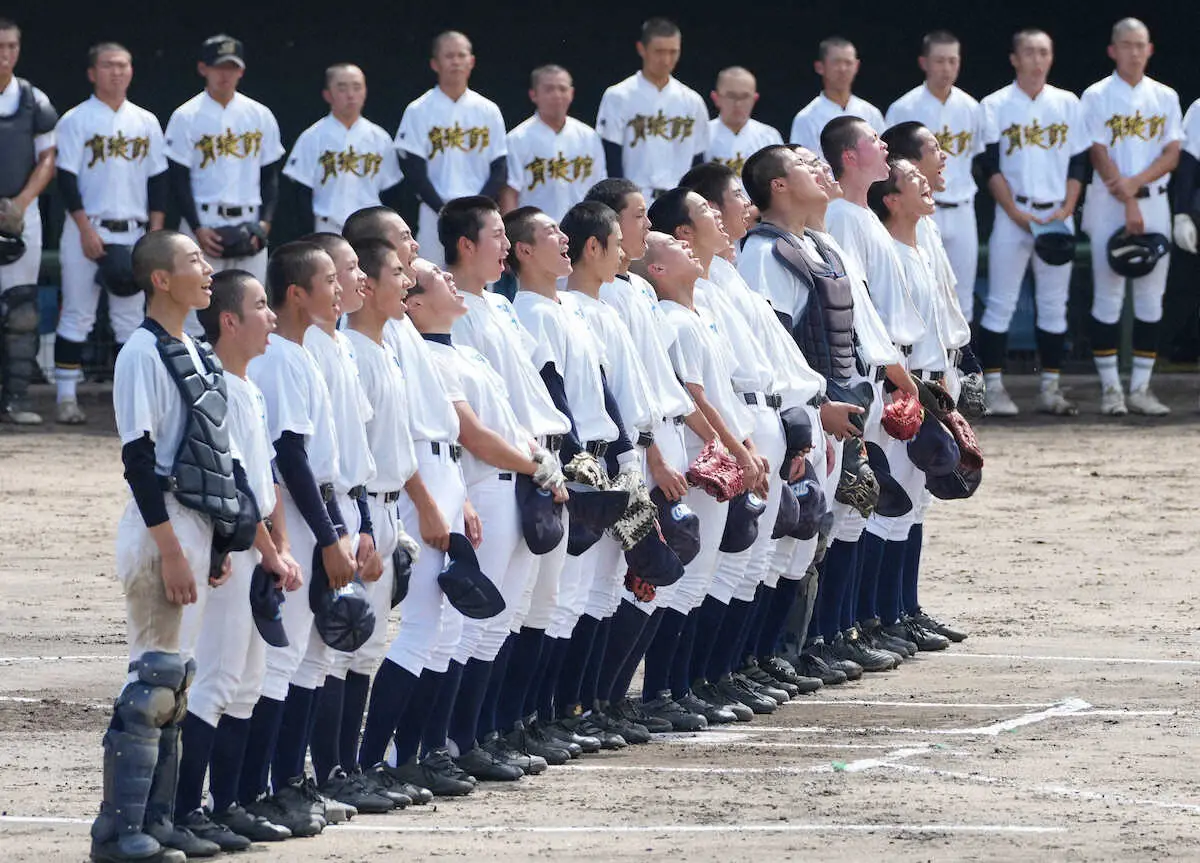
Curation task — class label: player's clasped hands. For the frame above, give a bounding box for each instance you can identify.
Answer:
[356,533,384,583]
[322,536,357,589]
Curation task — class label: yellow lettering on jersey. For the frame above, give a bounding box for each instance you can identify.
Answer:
[524,152,596,190]
[318,148,383,183]
[428,124,491,159]
[84,132,151,166]
[934,126,973,157]
[1105,111,1167,146]
[627,111,695,148]
[712,153,747,176]
[1002,121,1071,153]
[571,155,595,181]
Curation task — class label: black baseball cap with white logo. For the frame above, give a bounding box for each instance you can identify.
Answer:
[202,34,245,68]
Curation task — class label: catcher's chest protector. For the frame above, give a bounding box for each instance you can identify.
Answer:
[0,80,37,199]
[142,319,241,534]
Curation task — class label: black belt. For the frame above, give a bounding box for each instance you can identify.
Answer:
[498,472,514,481]
[911,369,945,382]
[539,433,564,453]
[898,344,913,357]
[807,395,823,408]
[263,516,274,533]
[670,415,686,425]
[98,219,146,232]
[367,490,402,503]
[1014,196,1058,210]
[585,440,609,458]
[347,485,367,501]
[319,482,335,502]
[1135,184,1168,199]
[200,204,253,218]
[636,431,654,448]
[864,366,887,383]
[430,441,463,461]
[935,200,963,209]
[742,392,783,409]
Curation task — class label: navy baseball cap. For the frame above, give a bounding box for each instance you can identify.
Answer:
[624,523,684,587]
[927,465,982,500]
[391,546,413,609]
[650,487,701,565]
[249,565,288,648]
[772,482,801,539]
[778,406,814,479]
[864,441,913,518]
[828,379,874,435]
[308,546,377,653]
[565,480,629,556]
[719,491,768,553]
[1031,219,1076,266]
[907,414,960,477]
[438,533,505,620]
[516,474,565,555]
[202,34,245,68]
[790,459,827,540]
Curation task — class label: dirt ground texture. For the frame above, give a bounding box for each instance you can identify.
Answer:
[1,376,1198,862]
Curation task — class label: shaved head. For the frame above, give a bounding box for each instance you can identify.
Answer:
[715,66,756,91]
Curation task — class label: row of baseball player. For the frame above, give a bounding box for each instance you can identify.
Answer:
[0,16,1194,426]
[92,104,983,858]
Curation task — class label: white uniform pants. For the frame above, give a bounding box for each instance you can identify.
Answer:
[456,473,524,664]
[180,215,268,338]
[765,405,826,588]
[509,507,569,632]
[56,218,146,344]
[1082,185,1172,324]
[417,203,446,268]
[933,199,979,322]
[0,202,41,291]
[334,493,403,678]
[983,201,1073,335]
[864,433,925,542]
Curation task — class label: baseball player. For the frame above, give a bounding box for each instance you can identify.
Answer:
[93,230,223,863]
[885,31,985,321]
[1174,97,1200,257]
[1081,18,1182,416]
[173,270,300,849]
[165,34,284,339]
[790,37,885,159]
[704,67,783,179]
[283,64,402,236]
[974,30,1089,416]
[395,31,507,266]
[501,65,606,220]
[0,17,57,425]
[53,42,167,426]
[595,17,709,204]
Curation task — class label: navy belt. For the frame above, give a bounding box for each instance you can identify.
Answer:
[98,218,146,232]
[636,431,654,448]
[347,485,367,501]
[319,482,335,503]
[430,441,463,461]
[368,490,402,503]
[539,433,564,453]
[741,391,783,409]
[1134,184,1168,199]
[911,369,945,382]
[1014,196,1058,210]
[585,440,609,458]
[498,472,514,481]
[200,203,253,218]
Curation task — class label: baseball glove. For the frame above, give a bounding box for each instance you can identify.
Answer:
[956,372,987,419]
[916,379,984,472]
[608,467,657,550]
[834,439,880,518]
[562,451,609,488]
[624,569,657,603]
[685,439,745,502]
[881,391,924,441]
[0,198,24,236]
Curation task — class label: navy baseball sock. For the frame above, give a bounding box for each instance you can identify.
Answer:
[580,616,612,709]
[612,606,663,703]
[902,524,924,615]
[705,598,751,681]
[390,668,439,765]
[756,577,802,659]
[210,714,250,811]
[857,531,886,623]
[420,663,463,755]
[740,585,774,660]
[840,540,863,631]
[339,671,371,772]
[477,635,514,736]
[689,595,728,682]
[519,630,553,719]
[556,615,600,715]
[669,609,701,699]
[175,711,216,815]
[448,657,492,753]
[877,540,908,625]
[595,601,648,704]
[816,539,851,641]
[358,659,418,768]
[240,696,283,803]
[641,608,685,701]
[536,637,569,721]
[271,684,315,792]
[309,676,344,783]
[497,627,541,727]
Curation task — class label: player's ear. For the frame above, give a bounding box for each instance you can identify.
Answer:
[710,89,720,106]
[813,60,823,77]
[1106,44,1118,63]
[918,56,929,75]
[197,61,207,79]
[636,42,647,62]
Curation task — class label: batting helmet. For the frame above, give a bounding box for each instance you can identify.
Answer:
[309,548,376,652]
[1107,229,1170,278]
[97,245,141,297]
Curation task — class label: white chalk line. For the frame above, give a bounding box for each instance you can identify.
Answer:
[0,815,1065,836]
[0,695,109,709]
[940,652,1200,667]
[0,654,120,665]
[790,698,1057,709]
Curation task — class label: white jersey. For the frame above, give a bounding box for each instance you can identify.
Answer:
[344,328,418,492]
[885,85,984,203]
[810,228,900,368]
[825,199,925,349]
[916,217,970,350]
[1184,98,1200,160]
[567,290,657,434]
[427,339,531,487]
[596,72,710,200]
[396,87,507,201]
[164,91,284,210]
[452,290,570,437]
[382,317,461,444]
[789,93,885,159]
[694,277,774,394]
[55,96,167,227]
[704,118,783,178]
[226,372,277,516]
[249,333,340,487]
[303,326,376,494]
[1081,73,1183,180]
[893,241,947,372]
[513,291,618,443]
[283,114,403,225]
[981,83,1087,202]
[660,299,754,441]
[505,115,606,221]
[113,326,206,476]
[599,273,693,420]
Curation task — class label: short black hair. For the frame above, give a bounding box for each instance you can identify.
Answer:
[439,196,500,266]
[197,269,257,345]
[88,41,130,67]
[530,64,570,89]
[639,17,680,44]
[821,115,871,179]
[584,178,641,215]
[741,145,792,211]
[1012,28,1051,53]
[132,230,189,299]
[647,188,694,239]
[343,205,398,246]
[503,205,545,273]
[560,201,618,264]
[679,161,737,208]
[0,18,19,35]
[817,36,853,62]
[921,30,959,57]
[354,238,399,281]
[881,122,928,163]
[266,241,328,309]
[867,160,906,223]
[300,231,351,262]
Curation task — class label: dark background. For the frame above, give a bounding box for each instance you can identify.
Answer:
[8,0,1200,362]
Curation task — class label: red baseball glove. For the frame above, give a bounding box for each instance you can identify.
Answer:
[685,439,745,502]
[881,391,923,441]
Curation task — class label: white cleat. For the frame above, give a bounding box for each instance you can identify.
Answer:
[984,383,1019,416]
[1099,385,1128,416]
[1036,383,1078,416]
[55,399,88,425]
[1127,386,1170,416]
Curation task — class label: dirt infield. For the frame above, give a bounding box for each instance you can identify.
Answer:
[2,376,1199,862]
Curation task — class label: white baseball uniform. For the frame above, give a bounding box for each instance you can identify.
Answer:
[1080,72,1183,324]
[505,115,606,221]
[395,87,507,265]
[886,85,985,319]
[704,118,783,178]
[789,92,885,159]
[980,82,1088,335]
[596,72,709,203]
[55,96,167,344]
[0,77,57,291]
[283,113,402,234]
[1184,99,1200,161]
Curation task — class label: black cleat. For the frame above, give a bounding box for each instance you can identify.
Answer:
[505,718,572,764]
[677,690,738,725]
[911,608,968,642]
[144,818,222,858]
[892,616,951,652]
[693,678,753,722]
[832,629,896,672]
[641,690,708,732]
[739,657,798,699]
[388,752,475,797]
[598,702,651,744]
[857,622,906,665]
[544,719,601,754]
[613,697,674,734]
[809,638,864,681]
[481,730,549,774]
[454,744,525,782]
[209,802,291,842]
[177,808,252,852]
[244,786,323,838]
[357,765,413,808]
[560,713,626,750]
[716,673,776,714]
[762,655,824,694]
[862,617,917,657]
[320,766,395,813]
[790,644,848,685]
[368,762,432,805]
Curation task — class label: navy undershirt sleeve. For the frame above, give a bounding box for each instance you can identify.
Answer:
[122,433,168,528]
[273,431,339,547]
